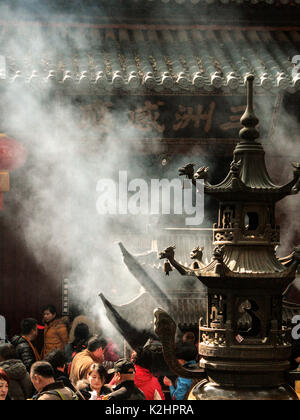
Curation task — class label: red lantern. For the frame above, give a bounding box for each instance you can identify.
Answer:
[0,134,27,210]
[0,133,26,170]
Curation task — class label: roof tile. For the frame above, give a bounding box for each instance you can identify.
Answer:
[1,26,300,93]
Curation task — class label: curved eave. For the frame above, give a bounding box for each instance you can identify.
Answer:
[99,292,157,348]
[118,242,171,307]
[223,246,286,273]
[195,268,297,293]
[203,151,300,201]
[276,177,300,199]
[192,257,225,276]
[194,259,298,278]
[204,179,297,202]
[279,251,296,267]
[100,291,156,326]
[203,170,281,196]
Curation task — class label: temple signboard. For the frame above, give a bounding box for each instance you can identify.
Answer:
[75,94,278,143]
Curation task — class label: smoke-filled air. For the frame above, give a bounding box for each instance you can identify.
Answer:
[0,1,299,342]
[0,4,160,339]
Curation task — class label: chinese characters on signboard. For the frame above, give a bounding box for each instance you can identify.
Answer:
[77,95,274,140]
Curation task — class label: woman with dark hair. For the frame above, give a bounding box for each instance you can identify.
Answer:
[75,363,110,400]
[0,368,9,400]
[134,346,165,400]
[44,349,76,392]
[64,323,90,364]
[0,344,33,400]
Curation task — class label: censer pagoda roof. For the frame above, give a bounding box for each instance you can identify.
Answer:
[192,73,300,199]
[203,153,299,200]
[223,246,286,273]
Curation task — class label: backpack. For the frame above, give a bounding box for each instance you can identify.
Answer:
[38,388,79,401]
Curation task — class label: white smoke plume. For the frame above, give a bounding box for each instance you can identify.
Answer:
[0,4,160,342]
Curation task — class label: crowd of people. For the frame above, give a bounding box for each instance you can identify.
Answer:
[0,305,199,401]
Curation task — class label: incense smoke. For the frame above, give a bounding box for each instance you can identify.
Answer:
[0,2,299,344]
[0,3,210,343]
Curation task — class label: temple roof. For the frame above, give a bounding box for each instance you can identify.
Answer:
[5,0,299,14]
[132,0,299,4]
[1,25,300,94]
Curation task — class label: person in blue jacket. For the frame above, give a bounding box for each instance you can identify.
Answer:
[163,343,198,400]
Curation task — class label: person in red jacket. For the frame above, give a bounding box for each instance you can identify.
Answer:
[133,346,165,400]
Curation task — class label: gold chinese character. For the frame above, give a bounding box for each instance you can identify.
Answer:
[128,100,165,133]
[173,102,216,133]
[79,99,113,130]
[220,105,246,131]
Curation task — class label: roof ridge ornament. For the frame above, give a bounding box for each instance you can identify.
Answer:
[239,74,260,144]
[212,245,225,261]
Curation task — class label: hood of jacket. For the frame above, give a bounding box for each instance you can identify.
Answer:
[0,359,28,381]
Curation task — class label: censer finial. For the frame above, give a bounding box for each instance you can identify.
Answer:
[239,74,260,143]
